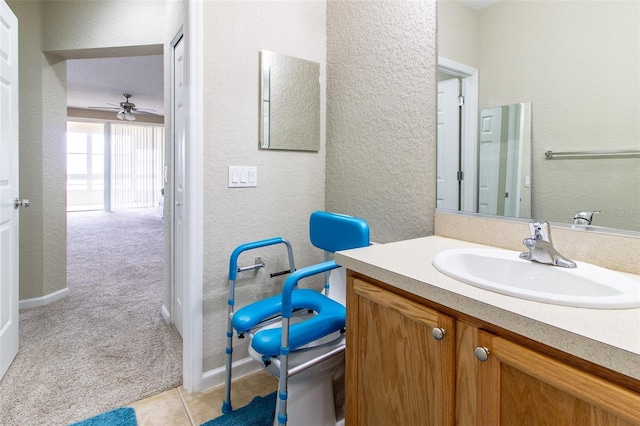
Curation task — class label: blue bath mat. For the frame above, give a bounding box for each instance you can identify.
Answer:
[69,407,137,426]
[202,392,276,426]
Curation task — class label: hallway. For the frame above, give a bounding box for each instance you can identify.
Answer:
[0,209,182,425]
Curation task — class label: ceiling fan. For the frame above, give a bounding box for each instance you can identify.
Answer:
[89,94,158,121]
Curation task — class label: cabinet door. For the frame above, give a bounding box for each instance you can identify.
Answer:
[455,320,480,425]
[346,278,455,426]
[476,330,640,426]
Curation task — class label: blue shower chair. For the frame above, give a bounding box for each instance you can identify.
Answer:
[222,211,370,426]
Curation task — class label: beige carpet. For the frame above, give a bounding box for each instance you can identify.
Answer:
[0,208,182,426]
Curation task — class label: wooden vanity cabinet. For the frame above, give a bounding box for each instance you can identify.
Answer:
[476,330,640,425]
[346,278,456,426]
[346,274,640,426]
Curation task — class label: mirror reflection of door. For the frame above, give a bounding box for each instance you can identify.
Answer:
[503,104,523,217]
[437,59,532,219]
[479,107,502,215]
[437,77,461,210]
[479,103,532,218]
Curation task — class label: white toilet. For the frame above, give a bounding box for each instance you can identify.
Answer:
[247,267,348,426]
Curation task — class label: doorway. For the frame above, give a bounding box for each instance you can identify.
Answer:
[437,57,479,213]
[0,2,194,422]
[171,32,185,337]
[0,51,183,423]
[437,76,461,210]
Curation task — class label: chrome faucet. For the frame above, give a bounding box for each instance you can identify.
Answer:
[573,210,600,225]
[519,220,577,268]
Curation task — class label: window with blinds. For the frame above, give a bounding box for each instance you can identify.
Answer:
[67,121,164,212]
[110,123,164,210]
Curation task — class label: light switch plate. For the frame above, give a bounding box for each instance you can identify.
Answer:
[228,166,257,188]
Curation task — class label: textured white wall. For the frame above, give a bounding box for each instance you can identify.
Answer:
[326,0,438,243]
[42,0,178,54]
[437,0,479,68]
[7,2,68,299]
[439,0,640,231]
[7,1,46,299]
[201,1,327,371]
[9,0,182,300]
[40,55,68,297]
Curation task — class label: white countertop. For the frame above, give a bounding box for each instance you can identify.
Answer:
[335,236,640,381]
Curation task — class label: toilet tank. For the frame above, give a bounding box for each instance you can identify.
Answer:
[325,267,347,307]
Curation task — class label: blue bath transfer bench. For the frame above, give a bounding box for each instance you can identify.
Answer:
[222,211,370,426]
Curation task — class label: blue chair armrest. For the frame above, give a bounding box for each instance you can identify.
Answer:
[281,260,340,318]
[228,237,285,280]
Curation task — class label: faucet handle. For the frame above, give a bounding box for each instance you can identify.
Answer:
[528,220,551,242]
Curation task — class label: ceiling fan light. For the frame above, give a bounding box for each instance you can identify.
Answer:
[117,111,125,120]
[124,112,136,121]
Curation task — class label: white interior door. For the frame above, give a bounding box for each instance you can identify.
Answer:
[478,107,502,215]
[436,78,460,210]
[0,0,19,382]
[503,104,520,217]
[172,34,185,337]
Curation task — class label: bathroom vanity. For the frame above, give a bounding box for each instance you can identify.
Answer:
[336,236,640,425]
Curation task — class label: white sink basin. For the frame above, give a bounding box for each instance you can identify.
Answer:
[432,248,640,309]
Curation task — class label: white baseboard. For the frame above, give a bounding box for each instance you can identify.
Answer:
[19,287,70,311]
[201,357,262,393]
[161,304,171,324]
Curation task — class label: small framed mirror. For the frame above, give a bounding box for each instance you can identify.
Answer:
[259,50,320,151]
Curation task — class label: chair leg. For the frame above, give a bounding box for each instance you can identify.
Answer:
[222,280,236,414]
[277,317,291,426]
[222,332,233,413]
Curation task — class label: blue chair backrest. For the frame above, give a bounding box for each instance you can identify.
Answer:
[309,211,370,253]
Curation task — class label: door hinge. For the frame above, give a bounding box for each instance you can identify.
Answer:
[458,95,465,107]
[14,198,32,209]
[457,171,464,181]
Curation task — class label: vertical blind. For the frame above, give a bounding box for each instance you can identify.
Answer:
[111,123,164,210]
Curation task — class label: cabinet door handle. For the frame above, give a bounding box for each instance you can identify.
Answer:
[474,346,490,362]
[432,327,446,341]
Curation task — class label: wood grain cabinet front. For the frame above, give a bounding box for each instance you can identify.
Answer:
[476,330,640,426]
[346,274,640,426]
[346,278,456,426]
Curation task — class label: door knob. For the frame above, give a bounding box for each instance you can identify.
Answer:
[13,198,31,209]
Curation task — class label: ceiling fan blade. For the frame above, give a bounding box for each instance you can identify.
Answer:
[131,107,160,116]
[88,106,121,111]
[133,107,157,113]
[133,110,161,116]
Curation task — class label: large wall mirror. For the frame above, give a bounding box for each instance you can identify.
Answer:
[259,50,320,151]
[437,0,640,233]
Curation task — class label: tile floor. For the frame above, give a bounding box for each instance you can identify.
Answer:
[129,370,278,425]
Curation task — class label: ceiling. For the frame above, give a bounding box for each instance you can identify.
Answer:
[66,55,165,117]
